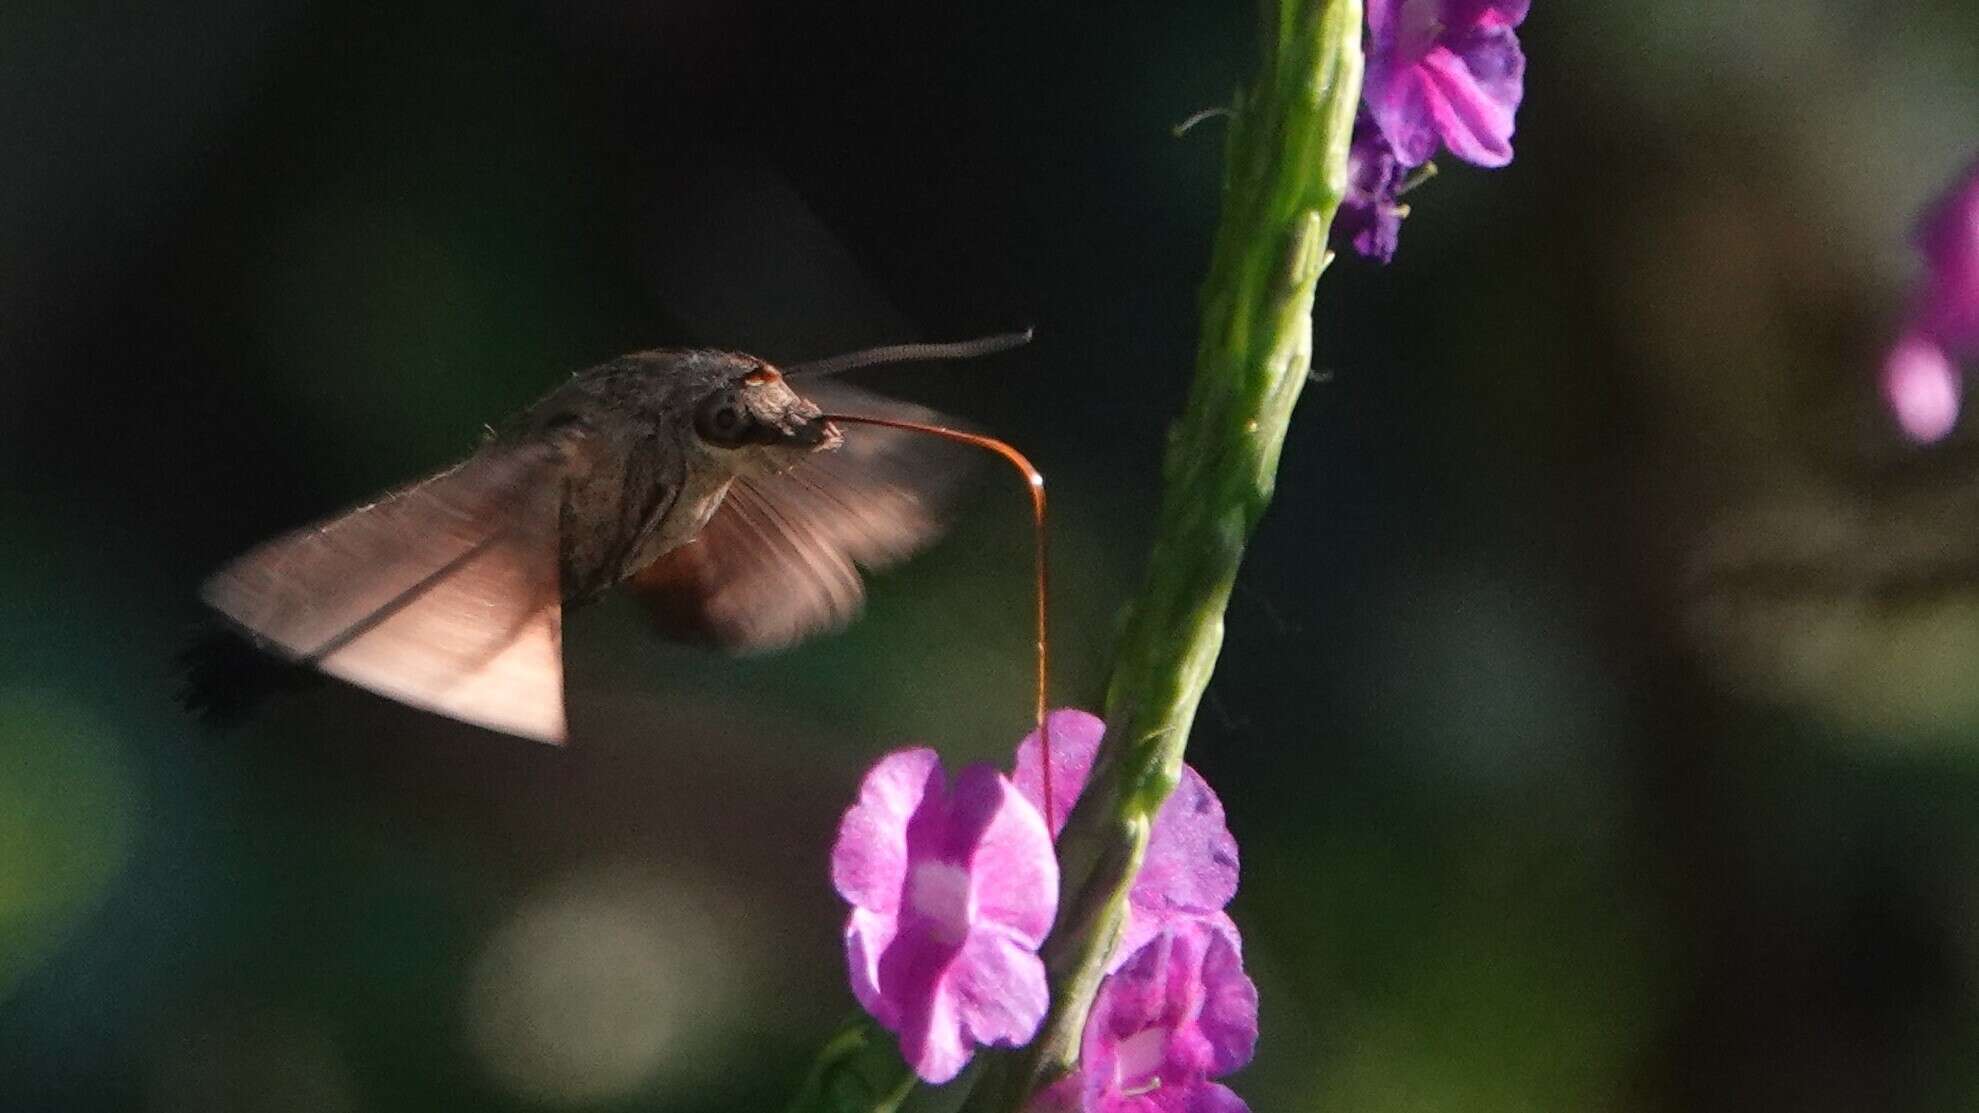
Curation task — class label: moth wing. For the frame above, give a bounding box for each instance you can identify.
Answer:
[629,383,969,653]
[201,442,571,744]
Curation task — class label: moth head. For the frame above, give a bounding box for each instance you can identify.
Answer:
[691,362,843,473]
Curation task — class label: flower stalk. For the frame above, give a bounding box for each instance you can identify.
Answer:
[971,0,1365,1105]
[1024,0,1362,1080]
[787,0,1363,1108]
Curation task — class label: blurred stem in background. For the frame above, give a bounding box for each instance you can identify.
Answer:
[787,0,1362,1109]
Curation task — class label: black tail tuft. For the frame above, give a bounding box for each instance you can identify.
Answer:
[177,625,321,728]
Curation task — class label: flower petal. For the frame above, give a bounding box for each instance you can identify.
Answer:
[1414,25,1524,167]
[1011,708,1107,835]
[1014,708,1239,954]
[1365,0,1400,43]
[947,928,1051,1058]
[897,972,969,1084]
[956,765,1059,945]
[1092,929,1176,1041]
[1448,0,1530,31]
[1334,116,1409,262]
[1194,915,1259,1076]
[879,917,970,1082]
[1135,766,1240,922]
[1085,918,1260,1095]
[1918,160,1979,350]
[1176,1081,1252,1113]
[832,747,942,915]
[844,906,900,1024]
[1110,1080,1254,1113]
[1364,2,1526,168]
[1364,58,1442,167]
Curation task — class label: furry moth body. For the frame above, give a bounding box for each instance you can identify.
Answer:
[199,347,973,744]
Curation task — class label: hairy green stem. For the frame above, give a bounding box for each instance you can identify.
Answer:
[975,0,1365,1106]
[786,2,1361,1110]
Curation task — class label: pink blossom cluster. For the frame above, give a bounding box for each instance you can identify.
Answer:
[831,710,1259,1111]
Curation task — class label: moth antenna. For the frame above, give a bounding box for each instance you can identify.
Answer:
[819,412,1055,826]
[785,328,1035,379]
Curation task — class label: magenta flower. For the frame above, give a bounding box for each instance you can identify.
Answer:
[832,748,1058,1083]
[1335,116,1410,263]
[1881,160,1979,443]
[1035,915,1259,1113]
[1364,0,1529,169]
[1336,1,1528,261]
[1917,159,1979,350]
[1012,711,1239,966]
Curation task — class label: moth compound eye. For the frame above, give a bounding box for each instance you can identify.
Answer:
[695,394,756,448]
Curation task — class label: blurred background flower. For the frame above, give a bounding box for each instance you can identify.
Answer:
[2,2,1978,1112]
[1882,161,1979,442]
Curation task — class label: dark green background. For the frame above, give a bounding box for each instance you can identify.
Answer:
[5,2,1979,1110]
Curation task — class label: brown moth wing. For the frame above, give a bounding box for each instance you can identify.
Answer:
[200,441,572,744]
[629,383,969,653]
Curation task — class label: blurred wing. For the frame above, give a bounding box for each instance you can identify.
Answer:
[201,442,571,744]
[629,383,969,653]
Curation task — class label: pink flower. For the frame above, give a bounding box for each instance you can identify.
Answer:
[832,748,1058,1083]
[1035,916,1260,1113]
[1880,160,1979,443]
[1364,0,1529,169]
[1011,711,1239,967]
[1011,712,1257,1110]
[1917,159,1979,350]
[833,711,1249,1094]
[1335,116,1411,263]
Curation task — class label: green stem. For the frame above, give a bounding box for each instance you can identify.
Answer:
[787,1,1362,1109]
[974,0,1365,1105]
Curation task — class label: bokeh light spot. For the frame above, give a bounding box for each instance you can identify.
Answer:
[0,689,139,1002]
[464,864,751,1106]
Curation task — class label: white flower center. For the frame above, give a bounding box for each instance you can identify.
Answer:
[1112,1027,1170,1093]
[907,861,972,944]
